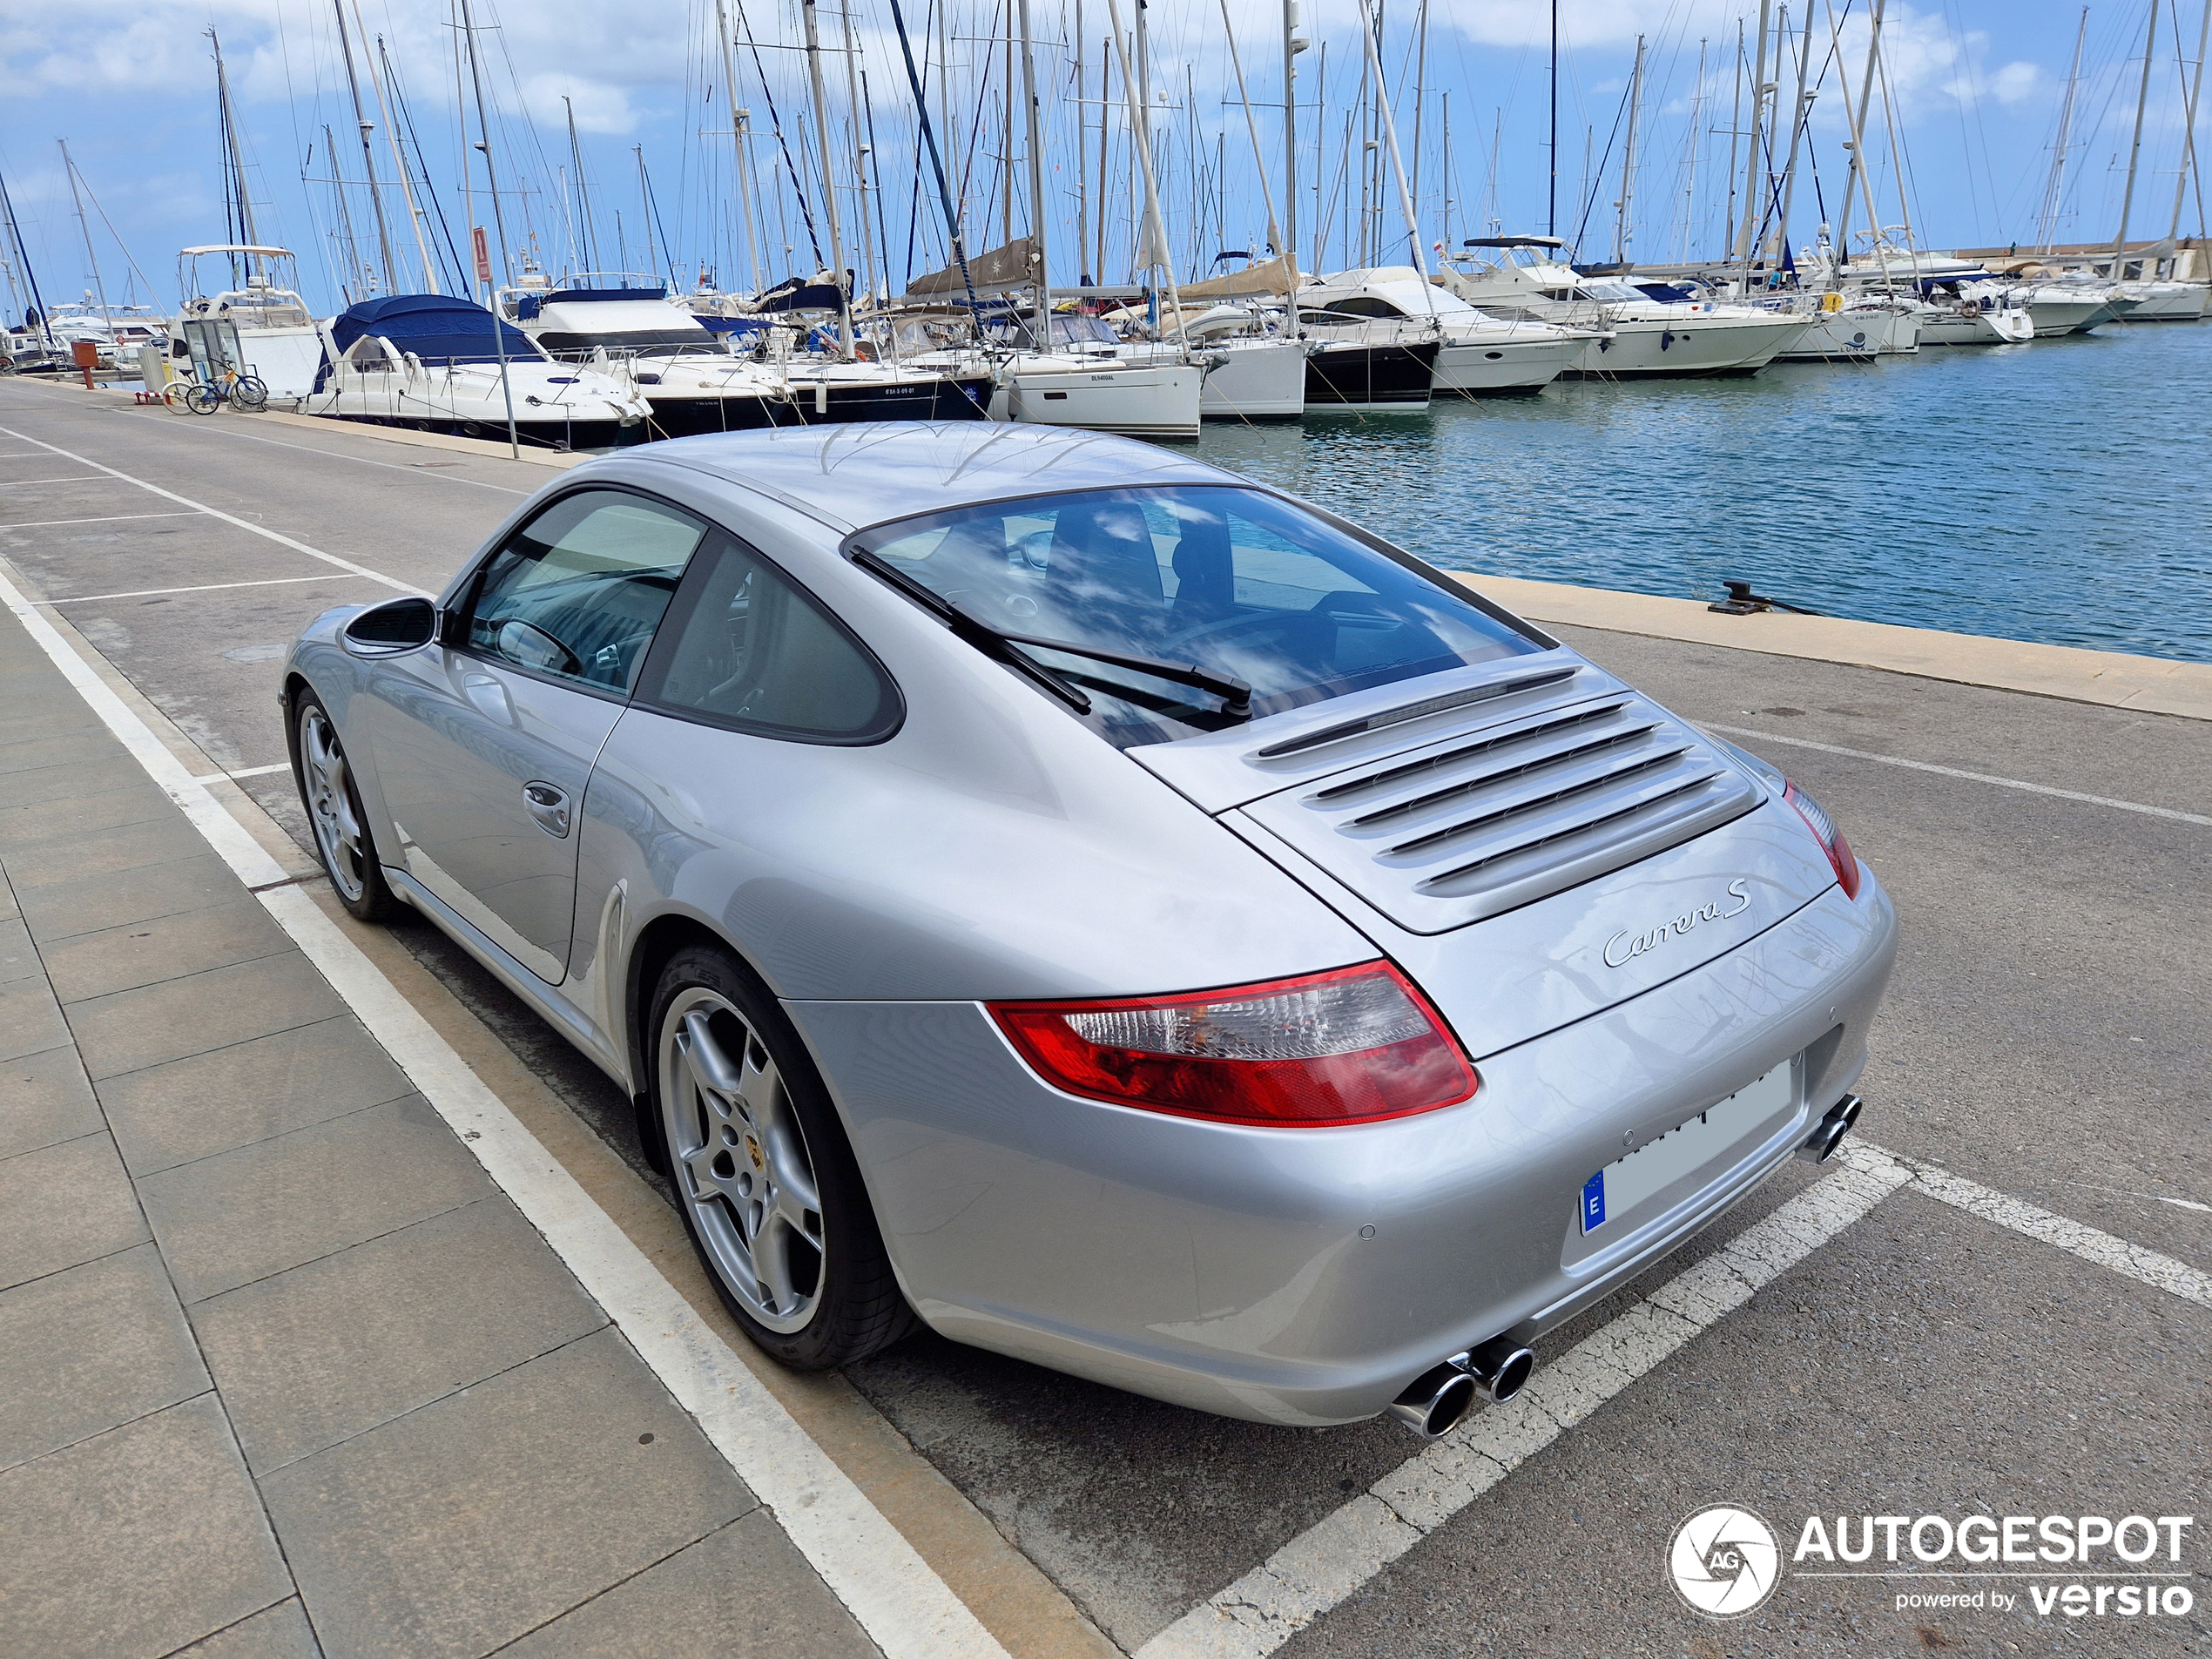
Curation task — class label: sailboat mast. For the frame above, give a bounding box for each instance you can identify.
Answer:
[0,165,55,347]
[799,0,854,355]
[840,0,883,313]
[1615,35,1644,265]
[358,16,437,290]
[1075,0,1089,286]
[2168,0,2212,242]
[1016,0,1050,339]
[1104,0,1184,328]
[458,0,509,285]
[709,0,760,293]
[1278,0,1298,331]
[1547,0,1558,236]
[1353,0,1434,305]
[2039,9,2088,253]
[2112,0,2161,271]
[212,30,266,285]
[563,99,595,272]
[59,143,114,334]
[1731,0,1771,266]
[330,1,397,292]
[1219,0,1283,262]
[1832,0,1887,280]
[1772,7,1817,264]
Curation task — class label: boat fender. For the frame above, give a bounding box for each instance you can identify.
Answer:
[1821,291,1844,314]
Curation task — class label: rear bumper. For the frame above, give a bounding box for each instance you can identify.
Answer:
[787,870,1896,1426]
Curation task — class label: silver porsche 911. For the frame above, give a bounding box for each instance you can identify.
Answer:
[286,423,1895,1437]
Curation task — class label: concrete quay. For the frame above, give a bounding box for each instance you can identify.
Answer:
[1,379,2206,1658]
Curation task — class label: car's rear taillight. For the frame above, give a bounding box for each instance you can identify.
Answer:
[1784,779,1862,899]
[988,961,1478,1128]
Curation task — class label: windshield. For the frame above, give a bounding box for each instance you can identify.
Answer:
[854,485,1538,747]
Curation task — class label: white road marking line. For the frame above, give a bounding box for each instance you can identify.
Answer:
[2057,1178,2212,1215]
[1845,1142,2212,1308]
[2,511,201,529]
[101,408,533,494]
[192,762,293,783]
[1705,723,2212,828]
[0,427,427,597]
[1136,1156,1912,1659]
[38,574,362,605]
[0,475,107,487]
[0,568,1008,1659]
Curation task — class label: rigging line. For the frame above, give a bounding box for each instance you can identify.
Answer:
[732,0,825,266]
[384,40,470,291]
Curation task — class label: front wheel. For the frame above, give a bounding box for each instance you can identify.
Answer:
[651,945,916,1369]
[229,374,267,410]
[293,691,395,921]
[185,382,223,415]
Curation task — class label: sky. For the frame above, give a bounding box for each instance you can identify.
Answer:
[3,0,2206,318]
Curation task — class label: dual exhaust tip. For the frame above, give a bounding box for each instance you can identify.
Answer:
[1388,1094,1865,1440]
[1796,1094,1864,1164]
[1386,1337,1536,1440]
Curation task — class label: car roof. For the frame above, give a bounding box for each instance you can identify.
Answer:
[626,421,1249,535]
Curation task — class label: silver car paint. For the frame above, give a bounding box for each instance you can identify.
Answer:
[286,423,1898,1426]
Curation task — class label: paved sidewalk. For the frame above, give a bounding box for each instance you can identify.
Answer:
[0,608,875,1657]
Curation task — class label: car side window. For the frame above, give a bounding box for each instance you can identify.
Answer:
[462,489,706,694]
[641,540,898,742]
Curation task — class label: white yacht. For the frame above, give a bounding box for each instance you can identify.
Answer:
[502,273,991,435]
[2114,280,2211,321]
[979,313,1204,442]
[307,293,649,448]
[1441,239,1809,376]
[1298,266,1591,394]
[172,246,328,399]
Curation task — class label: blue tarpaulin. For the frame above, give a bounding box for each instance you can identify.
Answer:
[325,294,534,378]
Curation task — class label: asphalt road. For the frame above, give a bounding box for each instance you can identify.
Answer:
[3,384,2205,1657]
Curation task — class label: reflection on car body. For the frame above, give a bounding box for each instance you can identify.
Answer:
[285,422,1895,1437]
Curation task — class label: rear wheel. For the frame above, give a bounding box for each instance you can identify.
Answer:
[651,945,916,1368]
[185,382,222,415]
[229,374,267,411]
[293,691,395,921]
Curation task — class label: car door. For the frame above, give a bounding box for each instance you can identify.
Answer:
[361,486,709,982]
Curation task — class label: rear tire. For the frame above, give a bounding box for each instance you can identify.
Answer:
[292,690,395,922]
[649,944,917,1369]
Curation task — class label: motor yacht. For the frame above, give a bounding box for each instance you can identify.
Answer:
[306,293,649,448]
[1298,266,1591,394]
[1441,240,1808,376]
[172,246,328,399]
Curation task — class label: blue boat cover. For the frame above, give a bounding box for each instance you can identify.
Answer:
[327,294,533,365]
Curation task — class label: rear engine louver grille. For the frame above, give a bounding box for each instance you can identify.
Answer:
[1240,690,1761,934]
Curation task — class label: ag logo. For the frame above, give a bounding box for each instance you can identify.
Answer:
[1669,1504,1780,1617]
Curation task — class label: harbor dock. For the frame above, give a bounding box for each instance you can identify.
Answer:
[2,378,2207,1658]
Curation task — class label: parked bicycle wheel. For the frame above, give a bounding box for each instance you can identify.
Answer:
[185,383,223,415]
[160,382,192,413]
[228,374,267,411]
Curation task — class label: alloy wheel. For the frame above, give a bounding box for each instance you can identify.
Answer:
[658,988,827,1333]
[299,705,368,903]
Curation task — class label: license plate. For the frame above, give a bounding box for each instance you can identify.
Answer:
[1580,1062,1795,1235]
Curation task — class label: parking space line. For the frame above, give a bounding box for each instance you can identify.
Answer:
[0,427,427,596]
[0,475,107,487]
[37,574,363,605]
[193,762,293,783]
[0,563,1010,1659]
[1136,1156,1912,1659]
[1705,722,2212,827]
[1844,1142,2212,1309]
[3,513,201,529]
[98,407,534,494]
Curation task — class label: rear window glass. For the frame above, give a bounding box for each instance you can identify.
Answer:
[854,485,1536,746]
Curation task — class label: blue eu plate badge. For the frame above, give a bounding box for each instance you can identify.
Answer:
[1580,1170,1606,1234]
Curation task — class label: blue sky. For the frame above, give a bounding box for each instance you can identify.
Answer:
[3,0,2203,317]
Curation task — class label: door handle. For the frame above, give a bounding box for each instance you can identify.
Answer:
[523,781,571,839]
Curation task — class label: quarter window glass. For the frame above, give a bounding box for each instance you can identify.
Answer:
[648,542,895,739]
[466,489,705,692]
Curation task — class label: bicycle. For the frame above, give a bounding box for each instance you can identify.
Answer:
[165,361,268,415]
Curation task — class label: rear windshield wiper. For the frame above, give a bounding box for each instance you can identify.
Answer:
[851,550,1252,718]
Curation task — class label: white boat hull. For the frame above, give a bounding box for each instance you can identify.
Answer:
[1433,334,1582,393]
[1919,307,2034,345]
[1003,360,1202,440]
[1568,314,1810,376]
[1198,340,1306,420]
[2118,283,2211,320]
[2023,294,2111,336]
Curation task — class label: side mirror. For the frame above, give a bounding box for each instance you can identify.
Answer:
[341,596,439,656]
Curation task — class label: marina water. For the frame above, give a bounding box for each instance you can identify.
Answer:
[1197,320,2212,666]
